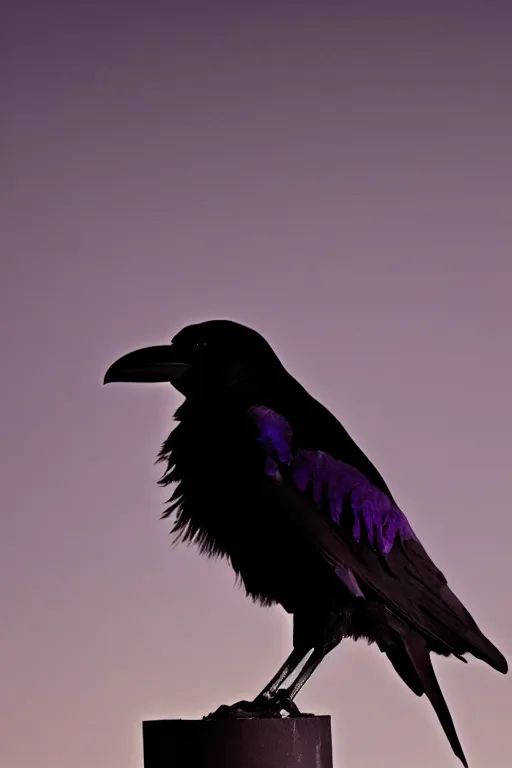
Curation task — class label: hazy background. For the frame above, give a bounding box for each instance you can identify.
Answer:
[2,1,511,766]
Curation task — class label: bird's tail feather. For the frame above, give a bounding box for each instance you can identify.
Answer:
[402,632,469,768]
[440,585,508,674]
[385,643,424,697]
[465,627,508,673]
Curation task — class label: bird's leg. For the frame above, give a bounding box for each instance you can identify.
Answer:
[205,646,311,720]
[278,647,326,703]
[274,605,345,708]
[250,645,313,717]
[257,646,312,700]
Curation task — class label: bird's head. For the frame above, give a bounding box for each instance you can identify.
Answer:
[103,319,283,400]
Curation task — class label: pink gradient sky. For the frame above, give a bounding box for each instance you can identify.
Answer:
[2,2,511,767]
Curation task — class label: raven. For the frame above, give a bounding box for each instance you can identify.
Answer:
[104,319,507,767]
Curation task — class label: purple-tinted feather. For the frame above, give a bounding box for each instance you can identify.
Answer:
[248,405,416,556]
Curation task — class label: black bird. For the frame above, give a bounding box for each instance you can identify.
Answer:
[104,319,507,767]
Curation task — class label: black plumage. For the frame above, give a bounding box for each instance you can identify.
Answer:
[104,319,507,767]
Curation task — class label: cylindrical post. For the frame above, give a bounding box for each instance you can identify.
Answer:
[142,716,333,768]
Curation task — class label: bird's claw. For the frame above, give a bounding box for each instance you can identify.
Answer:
[205,690,314,720]
[271,689,315,718]
[205,698,275,720]
[269,690,301,717]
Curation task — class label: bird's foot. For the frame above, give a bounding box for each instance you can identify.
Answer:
[205,689,314,720]
[205,697,280,720]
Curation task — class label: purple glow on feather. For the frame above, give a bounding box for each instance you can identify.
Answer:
[335,565,365,598]
[264,456,282,481]
[249,405,293,463]
[248,406,416,556]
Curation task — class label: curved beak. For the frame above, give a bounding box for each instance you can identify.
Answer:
[103,345,191,389]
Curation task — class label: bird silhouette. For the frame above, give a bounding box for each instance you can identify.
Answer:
[104,319,507,767]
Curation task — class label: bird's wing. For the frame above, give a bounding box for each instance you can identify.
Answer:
[247,405,507,673]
